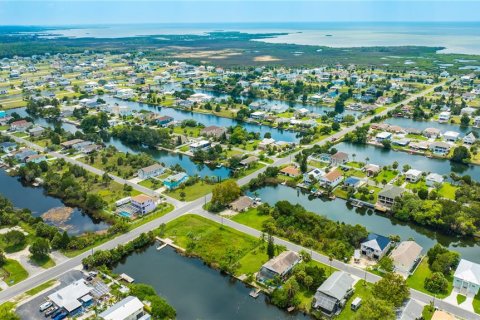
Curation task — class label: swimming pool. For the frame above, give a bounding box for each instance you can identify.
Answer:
[118,211,132,218]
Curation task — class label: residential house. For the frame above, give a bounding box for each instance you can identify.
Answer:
[438,111,451,123]
[137,163,165,180]
[429,141,451,155]
[474,116,480,128]
[239,156,259,167]
[156,116,174,127]
[0,142,16,153]
[399,299,424,320]
[376,131,392,143]
[426,173,444,187]
[163,172,189,190]
[390,241,423,277]
[9,120,31,132]
[258,138,275,150]
[280,166,301,178]
[230,196,254,212]
[463,132,476,145]
[443,131,460,142]
[25,154,47,164]
[360,233,393,260]
[303,168,325,185]
[405,169,422,183]
[344,177,362,188]
[364,164,381,177]
[423,128,441,139]
[251,111,266,120]
[312,271,355,316]
[294,108,310,118]
[453,259,480,295]
[99,296,149,320]
[201,126,227,139]
[330,152,349,166]
[256,251,301,283]
[48,279,93,317]
[131,194,156,215]
[190,140,211,152]
[377,185,404,207]
[28,126,45,137]
[321,169,343,188]
[13,149,37,162]
[61,139,84,149]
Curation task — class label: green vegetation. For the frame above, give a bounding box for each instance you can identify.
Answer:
[129,283,176,319]
[231,208,271,230]
[422,304,435,320]
[2,259,28,286]
[0,301,19,320]
[457,294,467,305]
[25,280,56,296]
[407,257,454,298]
[166,180,216,201]
[29,254,56,269]
[337,280,373,320]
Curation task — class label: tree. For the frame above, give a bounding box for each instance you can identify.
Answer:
[427,244,460,275]
[418,188,429,200]
[149,295,176,319]
[354,297,395,320]
[211,180,241,208]
[267,234,275,259]
[335,99,345,114]
[0,250,6,267]
[451,146,471,164]
[381,139,392,150]
[85,194,106,212]
[3,230,26,251]
[424,272,449,294]
[460,114,470,127]
[378,256,394,273]
[29,238,50,258]
[372,272,410,307]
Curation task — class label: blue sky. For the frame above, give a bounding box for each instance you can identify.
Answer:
[1,1,480,25]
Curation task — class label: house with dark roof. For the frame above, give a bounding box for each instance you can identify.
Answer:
[330,152,349,166]
[257,251,301,283]
[360,233,392,260]
[137,163,165,180]
[312,271,355,315]
[377,185,404,207]
[201,125,227,139]
[0,142,16,153]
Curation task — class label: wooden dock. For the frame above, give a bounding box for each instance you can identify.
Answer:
[249,289,261,298]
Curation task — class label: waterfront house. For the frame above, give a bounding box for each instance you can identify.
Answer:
[156,116,174,127]
[474,116,480,127]
[25,154,47,164]
[312,271,354,316]
[399,299,424,320]
[423,128,441,139]
[13,149,37,162]
[463,132,477,145]
[131,194,156,215]
[201,125,227,139]
[453,259,480,295]
[360,233,393,260]
[390,241,423,277]
[294,108,310,118]
[163,172,189,190]
[330,152,349,166]
[364,164,381,177]
[250,111,266,120]
[256,251,301,283]
[375,131,392,142]
[426,173,444,187]
[115,88,134,99]
[303,168,325,185]
[137,163,165,180]
[230,196,254,212]
[9,120,31,132]
[258,138,275,150]
[28,126,45,137]
[438,111,451,123]
[0,142,17,153]
[321,169,343,188]
[378,185,404,207]
[429,141,451,155]
[61,139,84,149]
[280,165,301,178]
[48,279,93,317]
[405,169,422,183]
[99,296,149,320]
[190,140,211,152]
[443,131,460,142]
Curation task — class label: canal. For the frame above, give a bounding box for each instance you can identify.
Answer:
[250,185,480,263]
[335,142,480,181]
[0,170,109,236]
[113,245,309,320]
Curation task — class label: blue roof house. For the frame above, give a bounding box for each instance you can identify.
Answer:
[163,172,189,190]
[0,142,17,153]
[344,177,362,188]
[360,233,393,260]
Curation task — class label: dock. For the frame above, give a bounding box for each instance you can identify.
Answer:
[249,288,261,298]
[119,273,135,283]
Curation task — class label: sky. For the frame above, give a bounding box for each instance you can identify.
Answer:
[1,1,480,25]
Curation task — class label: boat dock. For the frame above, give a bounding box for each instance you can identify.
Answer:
[249,288,261,298]
[119,273,135,283]
[155,236,185,252]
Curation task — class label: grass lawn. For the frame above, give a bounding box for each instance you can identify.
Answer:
[457,294,466,305]
[163,214,261,274]
[374,169,398,184]
[130,203,174,229]
[333,188,350,200]
[438,183,457,200]
[165,181,216,201]
[25,279,57,296]
[29,255,56,269]
[422,304,435,320]
[236,246,269,276]
[138,178,162,189]
[473,291,480,314]
[405,179,428,191]
[406,258,453,299]
[2,259,28,286]
[336,280,374,320]
[231,208,272,230]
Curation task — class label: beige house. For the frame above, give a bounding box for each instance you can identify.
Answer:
[390,241,423,277]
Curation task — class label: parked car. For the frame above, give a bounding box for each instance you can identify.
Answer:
[44,306,58,317]
[53,311,68,320]
[39,301,52,312]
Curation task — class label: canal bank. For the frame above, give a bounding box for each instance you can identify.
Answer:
[250,184,480,263]
[113,244,309,320]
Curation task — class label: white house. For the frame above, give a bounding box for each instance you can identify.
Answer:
[463,132,477,145]
[99,296,149,320]
[320,169,343,188]
[425,173,444,187]
[438,111,451,123]
[376,131,392,142]
[130,194,156,215]
[405,169,422,183]
[190,140,211,152]
[303,168,325,185]
[360,233,393,260]
[453,259,480,295]
[443,131,460,142]
[137,163,164,180]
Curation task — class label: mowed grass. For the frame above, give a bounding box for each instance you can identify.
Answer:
[406,258,453,299]
[29,255,56,269]
[165,181,216,201]
[2,259,28,286]
[25,279,57,296]
[336,280,374,320]
[231,208,272,230]
[163,214,261,274]
[438,183,457,200]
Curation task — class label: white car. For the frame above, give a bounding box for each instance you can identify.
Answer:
[39,301,52,312]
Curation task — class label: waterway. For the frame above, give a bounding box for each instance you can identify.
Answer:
[113,245,309,320]
[0,170,109,236]
[334,142,480,181]
[250,184,480,263]
[384,117,479,136]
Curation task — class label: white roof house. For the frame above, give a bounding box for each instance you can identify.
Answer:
[48,279,92,313]
[443,131,460,142]
[426,173,444,186]
[463,132,477,145]
[99,296,148,320]
[453,259,480,294]
[390,241,423,277]
[405,169,422,182]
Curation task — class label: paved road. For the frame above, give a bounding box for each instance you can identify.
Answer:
[4,81,478,320]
